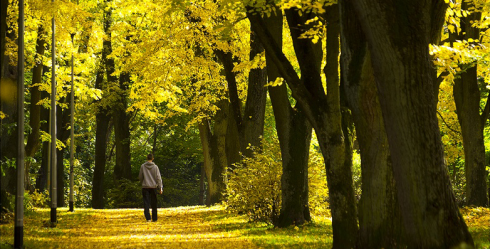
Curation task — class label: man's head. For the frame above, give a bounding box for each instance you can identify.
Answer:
[147,153,154,161]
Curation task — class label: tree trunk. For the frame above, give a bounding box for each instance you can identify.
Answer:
[240,31,268,157]
[1,20,19,209]
[92,66,109,209]
[351,1,474,247]
[453,1,488,207]
[339,2,404,246]
[198,100,228,205]
[114,71,132,181]
[263,9,312,227]
[247,5,358,247]
[35,86,50,192]
[25,27,46,191]
[56,96,70,207]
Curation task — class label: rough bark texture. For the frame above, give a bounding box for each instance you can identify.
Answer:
[198,100,228,205]
[248,5,358,247]
[263,9,312,227]
[351,0,474,247]
[240,31,268,157]
[215,32,267,163]
[339,1,404,247]
[25,28,46,191]
[92,69,109,209]
[453,1,488,207]
[113,71,132,181]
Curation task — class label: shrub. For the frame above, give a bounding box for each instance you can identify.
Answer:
[225,137,282,224]
[107,179,143,208]
[225,135,332,222]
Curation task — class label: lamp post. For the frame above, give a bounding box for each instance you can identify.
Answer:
[50,0,57,224]
[69,33,75,212]
[14,0,25,247]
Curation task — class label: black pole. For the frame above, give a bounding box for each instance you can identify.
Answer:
[69,33,75,212]
[14,0,25,247]
[50,0,57,224]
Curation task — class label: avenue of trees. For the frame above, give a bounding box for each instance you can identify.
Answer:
[1,0,490,248]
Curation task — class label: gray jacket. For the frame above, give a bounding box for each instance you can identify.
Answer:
[138,161,163,190]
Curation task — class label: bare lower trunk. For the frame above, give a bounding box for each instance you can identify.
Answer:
[248,5,358,247]
[92,69,109,209]
[264,9,312,227]
[114,71,131,181]
[340,2,404,246]
[453,2,488,207]
[352,1,473,246]
[198,101,228,205]
[25,27,46,190]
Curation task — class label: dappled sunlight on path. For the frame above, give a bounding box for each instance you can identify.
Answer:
[1,206,257,248]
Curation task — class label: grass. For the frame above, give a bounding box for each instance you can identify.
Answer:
[0,206,488,248]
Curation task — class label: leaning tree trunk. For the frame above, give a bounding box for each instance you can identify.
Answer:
[351,0,474,247]
[339,1,404,247]
[263,9,312,227]
[247,5,358,247]
[453,1,488,207]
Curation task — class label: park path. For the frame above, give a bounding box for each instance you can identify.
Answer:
[2,206,258,248]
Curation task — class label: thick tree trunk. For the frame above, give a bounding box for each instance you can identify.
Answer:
[239,31,267,157]
[198,100,228,205]
[263,10,312,227]
[114,71,132,181]
[352,1,474,247]
[248,5,358,247]
[340,2,404,246]
[215,33,267,163]
[1,24,19,207]
[92,69,109,209]
[453,2,488,207]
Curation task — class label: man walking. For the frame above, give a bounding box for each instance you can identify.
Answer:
[138,153,163,222]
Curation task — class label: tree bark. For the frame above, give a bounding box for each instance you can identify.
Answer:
[453,1,488,207]
[56,96,70,207]
[263,9,312,227]
[92,68,109,209]
[113,71,132,181]
[339,2,404,247]
[24,27,46,191]
[247,5,358,247]
[351,0,474,247]
[198,100,228,205]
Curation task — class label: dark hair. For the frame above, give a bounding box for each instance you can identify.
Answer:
[147,153,154,160]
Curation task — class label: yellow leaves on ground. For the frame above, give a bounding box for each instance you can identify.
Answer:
[461,207,490,248]
[0,206,255,248]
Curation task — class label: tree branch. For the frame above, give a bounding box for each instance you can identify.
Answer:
[437,110,461,136]
[480,92,490,128]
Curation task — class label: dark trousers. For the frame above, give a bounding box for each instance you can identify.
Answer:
[142,188,158,221]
